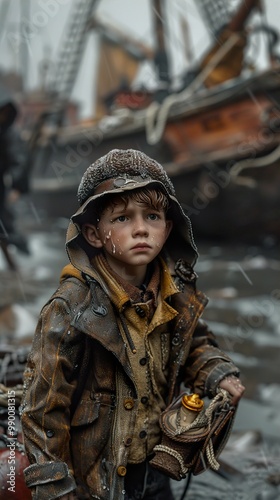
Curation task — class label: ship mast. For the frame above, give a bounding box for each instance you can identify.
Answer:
[199,0,262,88]
[152,0,170,102]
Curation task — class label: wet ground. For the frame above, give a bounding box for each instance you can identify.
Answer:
[1,202,280,499]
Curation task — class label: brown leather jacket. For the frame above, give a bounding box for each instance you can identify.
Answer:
[21,257,239,500]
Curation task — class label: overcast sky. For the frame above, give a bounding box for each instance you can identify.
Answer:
[1,0,280,118]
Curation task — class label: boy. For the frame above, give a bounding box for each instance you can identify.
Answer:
[21,149,245,500]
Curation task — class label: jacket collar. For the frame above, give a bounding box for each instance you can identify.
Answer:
[91,253,179,312]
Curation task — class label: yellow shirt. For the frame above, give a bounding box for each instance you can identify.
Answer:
[93,254,179,463]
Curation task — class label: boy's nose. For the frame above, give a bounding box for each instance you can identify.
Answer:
[132,217,148,236]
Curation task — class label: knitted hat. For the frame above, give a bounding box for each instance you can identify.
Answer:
[67,149,198,266]
[77,148,176,206]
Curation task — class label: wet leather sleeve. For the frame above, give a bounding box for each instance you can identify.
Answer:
[183,319,239,397]
[21,297,85,499]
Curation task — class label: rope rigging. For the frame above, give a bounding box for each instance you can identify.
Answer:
[48,0,100,102]
[195,0,232,37]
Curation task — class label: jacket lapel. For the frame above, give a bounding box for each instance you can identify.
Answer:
[71,290,134,383]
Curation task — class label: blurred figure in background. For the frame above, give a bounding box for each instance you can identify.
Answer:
[0,84,30,262]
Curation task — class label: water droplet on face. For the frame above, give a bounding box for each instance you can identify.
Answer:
[105,230,112,241]
[104,231,112,244]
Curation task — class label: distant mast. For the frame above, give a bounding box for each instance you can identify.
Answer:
[199,0,262,88]
[19,0,30,91]
[152,0,170,102]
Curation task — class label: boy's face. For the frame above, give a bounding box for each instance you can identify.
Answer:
[83,196,173,279]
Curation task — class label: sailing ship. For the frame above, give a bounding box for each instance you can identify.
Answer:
[18,0,280,242]
[1,4,280,495]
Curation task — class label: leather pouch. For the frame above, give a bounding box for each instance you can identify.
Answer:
[150,389,236,480]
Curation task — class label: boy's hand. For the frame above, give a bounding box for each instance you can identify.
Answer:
[219,376,245,406]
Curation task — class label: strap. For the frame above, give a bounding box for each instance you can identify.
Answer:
[179,471,192,500]
[24,461,69,487]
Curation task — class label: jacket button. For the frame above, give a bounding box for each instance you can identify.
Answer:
[141,396,148,405]
[139,430,147,439]
[135,305,146,317]
[124,398,134,410]
[139,357,147,366]
[117,465,127,476]
[46,430,54,438]
[172,334,181,346]
[124,437,132,447]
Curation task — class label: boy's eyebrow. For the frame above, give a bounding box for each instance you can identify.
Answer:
[110,206,164,217]
[109,203,127,213]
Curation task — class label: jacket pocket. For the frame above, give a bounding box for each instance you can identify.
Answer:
[71,398,98,426]
[70,392,115,482]
[71,391,115,426]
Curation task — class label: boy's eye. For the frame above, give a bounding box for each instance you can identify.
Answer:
[116,215,127,222]
[148,213,159,220]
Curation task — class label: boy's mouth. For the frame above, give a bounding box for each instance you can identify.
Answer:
[131,243,151,250]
